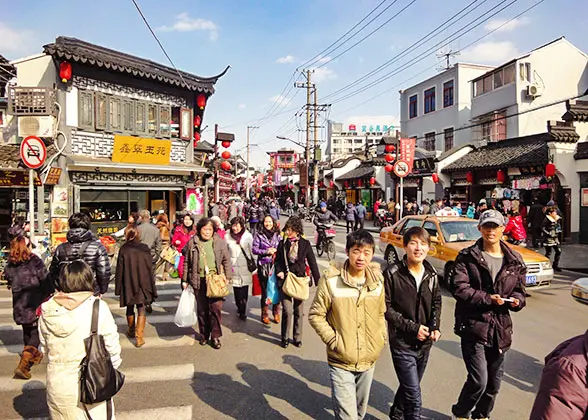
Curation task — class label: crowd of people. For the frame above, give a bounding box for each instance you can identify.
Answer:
[1,199,585,419]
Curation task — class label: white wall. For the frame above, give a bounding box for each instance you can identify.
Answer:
[551,142,580,236]
[14,55,55,87]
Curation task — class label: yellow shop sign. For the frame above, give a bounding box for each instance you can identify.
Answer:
[111,135,172,165]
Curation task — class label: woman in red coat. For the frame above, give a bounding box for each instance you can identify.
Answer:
[171,214,196,279]
[504,211,527,245]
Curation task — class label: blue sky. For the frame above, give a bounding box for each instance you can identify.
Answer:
[2,0,588,166]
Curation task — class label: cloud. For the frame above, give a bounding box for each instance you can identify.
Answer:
[238,104,247,109]
[313,67,337,83]
[0,22,36,56]
[460,41,520,64]
[276,55,295,64]
[269,94,291,107]
[484,17,530,33]
[158,13,218,40]
[317,56,331,64]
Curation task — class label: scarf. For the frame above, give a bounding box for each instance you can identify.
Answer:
[231,229,245,244]
[262,228,274,241]
[287,236,300,264]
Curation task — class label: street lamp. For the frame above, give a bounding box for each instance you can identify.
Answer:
[277,135,310,207]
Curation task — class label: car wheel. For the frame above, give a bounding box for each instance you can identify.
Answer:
[384,246,399,267]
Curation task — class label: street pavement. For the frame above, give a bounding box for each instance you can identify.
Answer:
[0,219,586,419]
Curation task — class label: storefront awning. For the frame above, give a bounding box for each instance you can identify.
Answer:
[336,165,374,181]
[67,156,207,175]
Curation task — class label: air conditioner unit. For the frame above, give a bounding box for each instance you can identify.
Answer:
[17,116,55,138]
[526,83,543,98]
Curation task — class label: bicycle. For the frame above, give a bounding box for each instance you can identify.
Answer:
[316,224,336,261]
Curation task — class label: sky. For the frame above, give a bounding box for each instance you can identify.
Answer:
[2,0,588,168]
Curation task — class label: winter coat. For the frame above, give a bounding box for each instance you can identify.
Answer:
[356,204,367,219]
[269,207,280,220]
[309,261,386,372]
[182,234,232,290]
[345,204,357,222]
[542,215,561,247]
[225,231,254,287]
[39,293,121,420]
[229,203,239,220]
[504,215,527,241]
[528,203,545,228]
[530,330,588,420]
[451,239,527,351]
[252,230,281,266]
[384,258,441,350]
[466,206,476,219]
[138,221,162,263]
[4,254,52,325]
[156,220,171,246]
[313,209,338,227]
[115,240,158,307]
[248,205,262,222]
[49,228,111,295]
[275,237,321,287]
[171,226,196,278]
[210,204,220,218]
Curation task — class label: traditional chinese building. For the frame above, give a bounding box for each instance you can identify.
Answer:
[7,36,227,240]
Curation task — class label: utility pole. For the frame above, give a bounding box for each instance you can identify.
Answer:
[312,87,319,205]
[295,70,313,208]
[245,125,258,199]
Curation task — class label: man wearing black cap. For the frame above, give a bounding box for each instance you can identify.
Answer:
[450,210,527,420]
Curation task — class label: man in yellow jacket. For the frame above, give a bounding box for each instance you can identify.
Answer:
[309,230,387,420]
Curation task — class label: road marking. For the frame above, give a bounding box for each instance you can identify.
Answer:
[10,405,194,420]
[0,363,195,392]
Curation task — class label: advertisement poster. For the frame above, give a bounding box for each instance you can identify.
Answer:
[51,187,69,218]
[582,188,588,207]
[398,138,417,173]
[186,188,204,215]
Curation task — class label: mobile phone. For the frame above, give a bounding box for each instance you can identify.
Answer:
[502,297,515,303]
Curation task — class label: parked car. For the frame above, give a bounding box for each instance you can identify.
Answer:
[571,277,588,304]
[380,215,553,289]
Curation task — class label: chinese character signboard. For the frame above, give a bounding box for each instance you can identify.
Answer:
[0,170,41,187]
[398,138,416,173]
[44,167,63,185]
[111,135,171,165]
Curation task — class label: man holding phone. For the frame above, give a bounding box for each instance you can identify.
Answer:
[450,210,526,420]
[384,226,442,420]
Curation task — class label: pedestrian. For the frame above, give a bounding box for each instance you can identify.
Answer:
[466,202,476,219]
[542,206,563,272]
[374,198,382,215]
[4,227,52,380]
[39,260,122,419]
[210,215,226,239]
[209,201,220,218]
[450,209,527,420]
[452,202,463,216]
[252,215,282,324]
[182,218,232,350]
[48,212,111,295]
[314,203,338,247]
[355,202,367,231]
[421,199,430,215]
[115,223,157,347]
[172,213,196,279]
[114,211,139,238]
[229,200,238,220]
[137,209,163,265]
[345,202,357,234]
[504,211,527,246]
[430,198,442,215]
[309,229,386,420]
[384,227,442,420]
[269,201,281,221]
[248,200,262,235]
[529,329,588,420]
[155,213,171,281]
[275,216,321,348]
[226,216,254,320]
[475,200,488,220]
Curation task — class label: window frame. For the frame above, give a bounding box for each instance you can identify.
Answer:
[409,94,418,119]
[108,96,122,132]
[424,87,436,114]
[121,98,135,134]
[400,218,423,235]
[78,90,95,130]
[147,103,158,136]
[444,127,454,152]
[134,101,147,135]
[159,105,172,139]
[424,132,436,151]
[94,92,108,131]
[443,80,454,108]
[179,107,192,140]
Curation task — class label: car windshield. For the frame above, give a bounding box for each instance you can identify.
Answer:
[440,221,481,242]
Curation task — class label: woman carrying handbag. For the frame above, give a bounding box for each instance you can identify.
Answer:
[275,216,321,348]
[252,215,281,324]
[182,218,232,350]
[225,217,254,320]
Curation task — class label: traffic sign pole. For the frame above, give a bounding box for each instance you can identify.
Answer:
[28,169,35,238]
[399,177,403,219]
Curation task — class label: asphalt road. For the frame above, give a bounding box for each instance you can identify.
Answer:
[0,219,586,419]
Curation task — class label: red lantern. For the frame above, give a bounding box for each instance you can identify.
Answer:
[357,179,363,187]
[385,153,394,163]
[194,131,201,142]
[221,141,231,148]
[369,177,376,185]
[193,139,199,147]
[385,144,395,153]
[329,180,334,188]
[59,61,72,83]
[497,169,506,183]
[466,171,474,183]
[196,94,207,110]
[220,161,232,171]
[221,151,231,159]
[193,115,201,128]
[431,173,439,184]
[545,163,556,177]
[344,181,349,188]
[385,164,393,173]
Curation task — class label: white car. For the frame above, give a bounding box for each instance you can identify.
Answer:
[571,278,588,304]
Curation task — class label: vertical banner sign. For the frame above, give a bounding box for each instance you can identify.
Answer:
[398,138,416,173]
[257,174,264,187]
[186,188,204,215]
[274,170,282,185]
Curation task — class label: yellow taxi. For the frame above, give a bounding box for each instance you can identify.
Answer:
[379,215,553,289]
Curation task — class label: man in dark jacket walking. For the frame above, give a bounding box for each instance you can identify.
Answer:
[384,227,441,420]
[528,199,545,248]
[450,210,526,420]
[48,212,111,295]
[137,209,162,264]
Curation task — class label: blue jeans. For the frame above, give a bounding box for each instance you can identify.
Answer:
[329,365,375,420]
[390,346,431,420]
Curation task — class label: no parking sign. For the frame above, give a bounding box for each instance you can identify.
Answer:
[20,136,47,169]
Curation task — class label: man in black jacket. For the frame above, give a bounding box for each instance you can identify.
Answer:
[450,210,526,420]
[384,226,441,420]
[48,212,111,295]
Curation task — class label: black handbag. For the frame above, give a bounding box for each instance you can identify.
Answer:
[80,299,125,412]
[239,244,257,273]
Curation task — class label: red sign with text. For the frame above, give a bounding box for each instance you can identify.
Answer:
[398,138,416,173]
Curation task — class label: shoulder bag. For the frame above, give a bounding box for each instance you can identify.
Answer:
[80,299,125,419]
[200,243,230,298]
[239,244,257,273]
[281,242,310,301]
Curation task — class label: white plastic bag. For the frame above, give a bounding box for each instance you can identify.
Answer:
[174,286,198,328]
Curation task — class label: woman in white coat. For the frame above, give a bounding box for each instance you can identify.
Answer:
[39,260,122,420]
[226,216,254,320]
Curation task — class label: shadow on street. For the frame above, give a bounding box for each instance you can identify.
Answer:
[13,384,49,419]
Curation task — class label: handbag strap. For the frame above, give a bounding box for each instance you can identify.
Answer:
[91,299,100,335]
[83,398,112,420]
[239,244,253,263]
[283,241,290,273]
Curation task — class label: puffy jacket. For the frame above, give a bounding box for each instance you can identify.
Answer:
[450,239,527,350]
[356,204,367,219]
[226,231,254,287]
[504,215,527,241]
[181,234,232,290]
[313,209,338,227]
[309,262,386,372]
[384,258,441,350]
[542,215,561,247]
[49,228,111,295]
[252,230,281,266]
[248,204,262,222]
[269,207,280,220]
[530,330,588,420]
[345,204,357,222]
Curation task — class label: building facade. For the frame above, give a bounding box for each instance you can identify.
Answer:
[325,120,395,161]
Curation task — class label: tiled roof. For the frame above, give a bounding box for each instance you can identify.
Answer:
[442,136,548,173]
[548,121,580,142]
[0,143,57,169]
[562,100,588,123]
[574,142,588,160]
[195,140,214,153]
[43,37,229,93]
[336,164,374,181]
